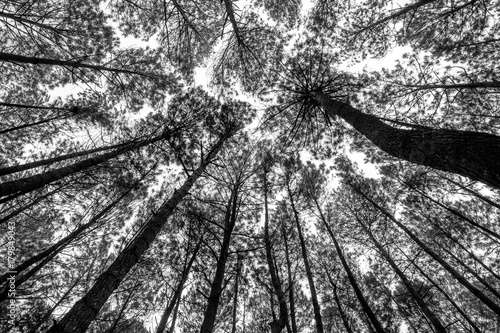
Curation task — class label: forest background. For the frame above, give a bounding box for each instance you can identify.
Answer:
[0,0,499,332]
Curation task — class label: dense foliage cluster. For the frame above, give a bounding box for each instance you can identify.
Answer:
[0,0,499,332]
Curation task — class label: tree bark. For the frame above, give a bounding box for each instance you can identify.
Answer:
[287,185,324,333]
[46,137,226,333]
[314,92,500,190]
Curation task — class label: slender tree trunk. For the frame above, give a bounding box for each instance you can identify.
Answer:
[404,181,500,241]
[47,138,226,333]
[231,256,241,333]
[287,185,324,333]
[0,11,69,33]
[442,175,500,210]
[0,140,133,177]
[0,114,69,135]
[352,213,447,333]
[350,183,500,315]
[314,92,500,190]
[157,238,202,333]
[200,186,239,333]
[0,101,70,111]
[0,187,132,286]
[169,295,181,333]
[402,81,500,90]
[264,169,288,333]
[324,269,353,333]
[409,256,483,333]
[0,245,61,302]
[0,187,60,225]
[0,52,160,79]
[312,197,386,333]
[0,132,169,198]
[353,0,435,35]
[281,219,297,333]
[438,245,500,300]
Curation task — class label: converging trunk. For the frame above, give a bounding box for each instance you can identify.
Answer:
[314,93,500,190]
[46,138,227,333]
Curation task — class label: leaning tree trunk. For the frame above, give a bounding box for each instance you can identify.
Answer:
[287,185,324,333]
[264,169,288,333]
[0,131,170,198]
[0,52,160,79]
[354,213,447,333]
[156,238,201,333]
[314,92,500,190]
[200,186,239,333]
[46,137,227,333]
[350,183,500,316]
[313,198,386,333]
[281,219,298,333]
[0,139,133,177]
[0,186,133,287]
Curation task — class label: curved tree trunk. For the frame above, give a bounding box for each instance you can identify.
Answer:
[46,138,226,333]
[314,92,500,190]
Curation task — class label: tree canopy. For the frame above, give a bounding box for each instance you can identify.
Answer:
[1,0,499,332]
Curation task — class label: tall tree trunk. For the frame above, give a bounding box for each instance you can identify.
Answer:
[314,92,500,190]
[0,52,160,79]
[200,186,239,333]
[287,185,324,333]
[353,0,435,35]
[156,238,202,333]
[231,255,241,333]
[404,180,500,241]
[323,269,354,333]
[352,212,447,333]
[169,295,181,333]
[350,183,500,315]
[0,131,169,198]
[442,175,500,210]
[47,138,227,333]
[312,197,386,333]
[0,11,69,33]
[0,101,70,111]
[0,186,133,286]
[281,219,297,333]
[408,254,483,333]
[264,169,288,333]
[0,139,133,177]
[0,114,69,135]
